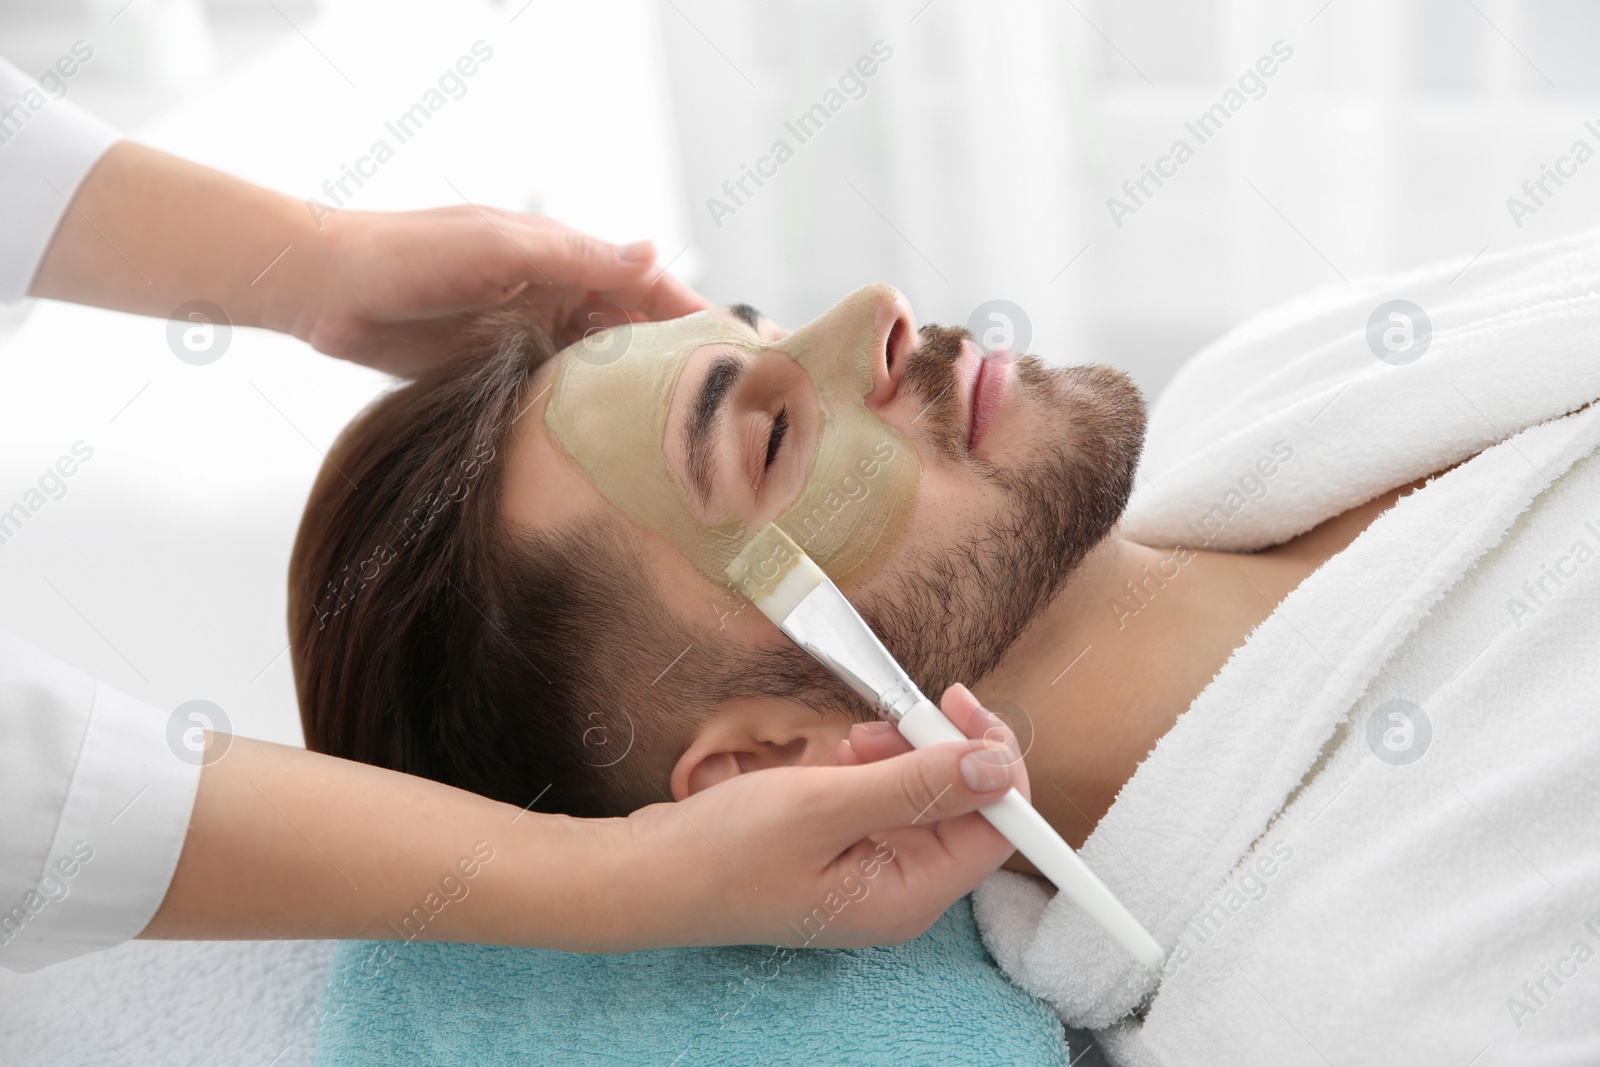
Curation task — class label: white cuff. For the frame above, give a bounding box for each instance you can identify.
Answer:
[0,677,202,973]
[0,58,121,303]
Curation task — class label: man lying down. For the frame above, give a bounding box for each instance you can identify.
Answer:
[288,230,1600,1064]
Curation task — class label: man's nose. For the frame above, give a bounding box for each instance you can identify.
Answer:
[865,285,919,408]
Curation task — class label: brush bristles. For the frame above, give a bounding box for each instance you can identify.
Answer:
[725,522,828,624]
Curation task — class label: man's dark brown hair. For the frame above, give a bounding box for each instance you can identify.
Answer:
[287,314,855,818]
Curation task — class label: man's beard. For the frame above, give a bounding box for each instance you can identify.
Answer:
[856,324,1149,698]
[701,323,1147,726]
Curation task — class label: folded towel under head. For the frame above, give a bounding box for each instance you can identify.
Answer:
[314,897,1078,1067]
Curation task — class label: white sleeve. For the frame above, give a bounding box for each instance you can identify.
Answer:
[0,54,121,303]
[0,630,201,974]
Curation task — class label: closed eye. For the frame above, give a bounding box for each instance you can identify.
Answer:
[764,406,789,471]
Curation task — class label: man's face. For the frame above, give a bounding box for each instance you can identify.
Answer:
[537,284,928,590]
[502,282,1145,766]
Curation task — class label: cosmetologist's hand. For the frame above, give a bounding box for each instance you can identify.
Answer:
[295,208,710,374]
[620,683,1029,950]
[30,142,710,378]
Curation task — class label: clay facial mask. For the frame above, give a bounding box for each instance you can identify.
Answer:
[543,284,921,587]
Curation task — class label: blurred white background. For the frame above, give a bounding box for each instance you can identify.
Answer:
[3,0,1599,749]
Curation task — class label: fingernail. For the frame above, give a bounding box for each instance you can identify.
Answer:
[853,720,893,736]
[960,750,1009,793]
[618,240,653,264]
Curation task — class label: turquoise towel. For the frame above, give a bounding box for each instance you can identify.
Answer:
[314,897,1072,1066]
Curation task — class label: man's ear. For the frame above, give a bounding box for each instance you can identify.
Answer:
[669,697,855,800]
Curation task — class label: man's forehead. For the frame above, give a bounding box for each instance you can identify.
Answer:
[570,304,766,363]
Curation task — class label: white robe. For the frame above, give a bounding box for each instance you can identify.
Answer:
[973,228,1600,1065]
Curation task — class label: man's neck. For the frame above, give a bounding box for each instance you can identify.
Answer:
[977,471,1438,858]
[971,534,1321,851]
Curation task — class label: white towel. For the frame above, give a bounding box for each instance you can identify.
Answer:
[0,938,331,1066]
[973,228,1600,1065]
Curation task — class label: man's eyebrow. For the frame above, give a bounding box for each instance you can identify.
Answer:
[726,303,763,330]
[684,353,748,510]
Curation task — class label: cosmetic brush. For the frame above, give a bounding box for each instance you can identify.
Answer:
[727,522,1164,971]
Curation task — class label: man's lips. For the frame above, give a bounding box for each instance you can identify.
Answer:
[963,341,1014,451]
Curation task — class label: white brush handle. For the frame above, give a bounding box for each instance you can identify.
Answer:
[896,699,1165,971]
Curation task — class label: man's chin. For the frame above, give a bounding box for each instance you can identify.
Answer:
[998,356,1146,467]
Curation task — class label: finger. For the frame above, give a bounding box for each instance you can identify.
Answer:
[597,269,713,322]
[490,279,531,305]
[863,807,1015,888]
[813,739,1015,848]
[941,682,989,735]
[844,719,912,763]
[844,686,1022,770]
[556,273,710,347]
[942,683,1029,802]
[506,222,660,291]
[558,295,635,348]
